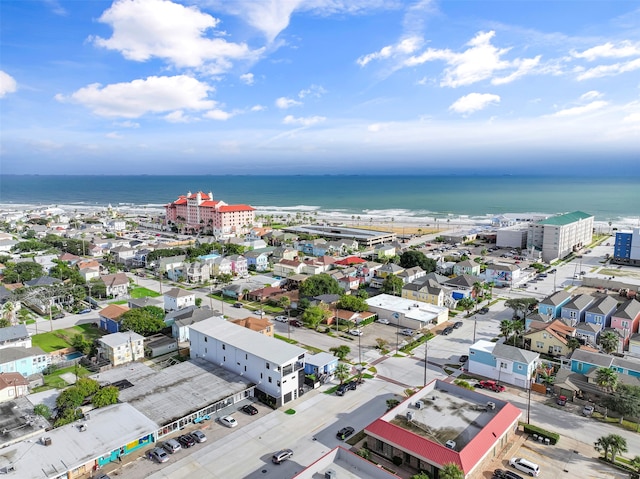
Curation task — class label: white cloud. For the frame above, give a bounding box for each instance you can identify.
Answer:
[298,85,327,99]
[623,112,640,123]
[240,73,255,85]
[357,36,422,66]
[576,58,640,80]
[572,41,640,61]
[203,109,234,120]
[550,100,609,118]
[92,0,257,71]
[580,91,602,101]
[0,70,17,98]
[56,75,216,118]
[251,105,266,111]
[164,110,191,123]
[106,131,123,139]
[275,97,302,109]
[449,93,500,115]
[283,115,326,126]
[492,56,541,85]
[115,120,140,128]
[43,0,68,16]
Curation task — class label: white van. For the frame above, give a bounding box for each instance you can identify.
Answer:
[509,457,540,477]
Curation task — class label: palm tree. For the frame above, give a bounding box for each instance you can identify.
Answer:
[600,331,619,354]
[594,435,613,461]
[472,281,484,310]
[595,367,618,393]
[609,434,628,463]
[512,320,525,347]
[629,455,640,473]
[567,337,581,352]
[500,320,514,343]
[439,463,464,479]
[335,363,351,384]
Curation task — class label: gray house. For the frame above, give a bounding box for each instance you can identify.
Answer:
[560,294,596,326]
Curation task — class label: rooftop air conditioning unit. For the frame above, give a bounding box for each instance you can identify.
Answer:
[406,411,415,421]
[325,469,336,479]
[415,400,424,409]
[487,401,496,410]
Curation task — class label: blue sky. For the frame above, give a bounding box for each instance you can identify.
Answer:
[1,0,639,175]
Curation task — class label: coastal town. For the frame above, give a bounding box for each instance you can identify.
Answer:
[0,191,640,479]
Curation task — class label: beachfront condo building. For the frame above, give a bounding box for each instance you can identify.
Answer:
[526,211,594,263]
[613,227,640,267]
[165,191,255,237]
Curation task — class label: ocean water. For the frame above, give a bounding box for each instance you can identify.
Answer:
[0,175,638,225]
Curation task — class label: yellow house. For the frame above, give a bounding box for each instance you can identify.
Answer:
[524,319,576,357]
[402,282,445,307]
[98,331,145,366]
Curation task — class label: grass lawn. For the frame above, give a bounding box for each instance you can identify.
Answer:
[33,365,93,391]
[32,325,104,352]
[131,287,161,298]
[109,300,128,305]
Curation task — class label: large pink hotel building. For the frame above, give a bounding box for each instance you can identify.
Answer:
[164,191,255,237]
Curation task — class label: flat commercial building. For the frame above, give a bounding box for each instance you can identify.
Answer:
[365,294,449,329]
[527,211,594,263]
[283,224,395,247]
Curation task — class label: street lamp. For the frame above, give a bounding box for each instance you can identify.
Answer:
[357,320,362,365]
[473,314,477,343]
[393,312,400,352]
[423,335,429,387]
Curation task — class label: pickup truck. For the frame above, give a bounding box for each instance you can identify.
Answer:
[477,380,506,392]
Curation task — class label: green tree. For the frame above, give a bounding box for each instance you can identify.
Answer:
[567,337,581,352]
[399,250,437,273]
[609,434,628,462]
[410,474,431,479]
[595,367,619,393]
[33,404,52,419]
[54,407,82,427]
[75,378,100,398]
[512,320,525,346]
[500,320,514,343]
[299,274,342,297]
[2,261,44,282]
[439,463,464,479]
[337,294,368,312]
[302,305,331,330]
[56,387,84,412]
[335,363,351,384]
[375,338,389,350]
[71,334,92,355]
[386,398,400,410]
[457,297,475,315]
[381,275,404,295]
[604,384,640,423]
[120,306,166,336]
[600,331,619,354]
[330,345,351,361]
[92,385,120,408]
[278,296,291,310]
[195,297,203,307]
[471,281,484,306]
[504,298,538,320]
[630,456,640,473]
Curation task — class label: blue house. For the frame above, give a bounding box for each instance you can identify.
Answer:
[98,304,130,333]
[537,291,572,319]
[468,340,539,389]
[570,348,640,379]
[579,295,618,343]
[560,294,596,326]
[298,239,329,257]
[245,250,270,272]
[304,352,338,384]
[0,347,51,376]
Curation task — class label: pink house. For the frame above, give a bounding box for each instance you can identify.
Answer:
[611,299,640,350]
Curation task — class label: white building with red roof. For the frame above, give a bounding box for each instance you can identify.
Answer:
[364,379,521,478]
[164,191,255,237]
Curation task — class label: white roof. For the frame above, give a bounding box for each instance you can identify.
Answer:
[366,294,448,323]
[470,339,496,354]
[190,317,306,365]
[99,331,144,348]
[0,403,158,479]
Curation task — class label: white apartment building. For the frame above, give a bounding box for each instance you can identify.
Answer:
[98,331,145,367]
[527,211,593,263]
[189,317,307,408]
[163,287,196,311]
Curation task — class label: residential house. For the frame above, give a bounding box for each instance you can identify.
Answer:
[246,286,285,303]
[582,295,619,345]
[98,331,145,366]
[227,254,248,276]
[364,379,522,478]
[336,274,360,292]
[0,372,29,402]
[100,272,130,298]
[172,308,221,342]
[166,264,186,282]
[303,352,338,384]
[453,260,481,277]
[144,335,178,358]
[163,288,196,312]
[326,239,358,256]
[186,261,211,283]
[87,243,105,257]
[110,245,136,264]
[468,340,539,388]
[371,263,405,289]
[575,322,603,348]
[302,258,326,276]
[524,319,576,357]
[0,324,31,350]
[0,346,51,376]
[569,348,616,376]
[24,276,62,288]
[397,266,425,284]
[374,244,396,260]
[610,299,640,351]
[537,290,572,319]
[402,279,445,307]
[231,316,275,337]
[298,238,330,257]
[189,316,307,408]
[272,246,298,262]
[76,259,101,282]
[442,274,483,300]
[244,250,270,272]
[273,259,304,278]
[484,263,522,288]
[32,254,58,272]
[247,227,272,242]
[98,304,130,333]
[157,255,186,274]
[560,294,596,327]
[127,296,164,310]
[210,255,233,277]
[334,256,366,267]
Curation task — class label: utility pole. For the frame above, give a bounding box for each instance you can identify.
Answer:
[423,336,428,386]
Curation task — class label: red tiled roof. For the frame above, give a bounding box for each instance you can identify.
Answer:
[218,204,255,212]
[0,372,29,389]
[200,200,221,207]
[99,304,130,320]
[335,256,366,265]
[187,191,210,200]
[365,400,521,474]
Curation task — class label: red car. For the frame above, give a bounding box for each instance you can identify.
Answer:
[478,380,506,392]
[289,319,303,327]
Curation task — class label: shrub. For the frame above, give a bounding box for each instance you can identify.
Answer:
[522,423,560,444]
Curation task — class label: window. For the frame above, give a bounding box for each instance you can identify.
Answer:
[204,337,208,342]
[536,341,544,348]
[268,377,272,383]
[266,362,270,369]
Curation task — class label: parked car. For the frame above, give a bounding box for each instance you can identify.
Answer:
[177,434,196,448]
[509,457,540,477]
[289,319,303,327]
[556,395,567,406]
[441,326,454,335]
[94,474,111,479]
[479,307,490,314]
[459,355,469,363]
[376,318,390,325]
[148,447,169,463]
[241,404,258,415]
[233,302,243,308]
[502,471,524,479]
[274,315,288,322]
[349,329,363,336]
[493,469,505,479]
[52,312,65,319]
[161,438,182,454]
[336,426,355,440]
[453,321,463,329]
[78,308,91,314]
[477,380,505,392]
[400,328,414,336]
[582,404,595,416]
[190,430,207,443]
[336,381,357,396]
[272,449,293,464]
[219,415,238,428]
